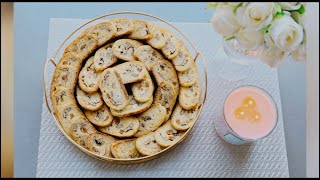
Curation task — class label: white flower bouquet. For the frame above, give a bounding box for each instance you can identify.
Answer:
[207,2,306,67]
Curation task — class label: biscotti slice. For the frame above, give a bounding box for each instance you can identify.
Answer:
[110,18,134,37]
[70,116,97,149]
[154,121,184,147]
[83,22,116,46]
[111,139,141,159]
[146,24,166,49]
[56,102,85,134]
[76,86,103,111]
[112,39,143,61]
[170,104,199,130]
[110,95,153,117]
[87,133,116,157]
[177,65,197,87]
[78,56,101,93]
[52,65,79,91]
[128,20,152,40]
[99,116,139,138]
[51,87,75,112]
[84,104,113,127]
[94,43,118,71]
[99,68,129,111]
[134,45,164,71]
[57,52,82,68]
[161,30,181,60]
[64,34,98,61]
[131,73,154,103]
[114,61,148,84]
[154,82,178,121]
[151,60,179,95]
[172,45,194,72]
[179,79,201,110]
[134,103,167,137]
[136,132,162,156]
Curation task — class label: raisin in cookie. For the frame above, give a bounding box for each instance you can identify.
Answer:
[136,132,162,156]
[110,18,134,37]
[70,116,97,149]
[134,103,167,137]
[177,65,198,87]
[64,34,98,61]
[179,80,201,110]
[131,73,154,103]
[134,45,164,71]
[152,60,179,95]
[99,116,139,138]
[83,22,116,46]
[154,82,178,121]
[170,104,199,130]
[128,20,152,40]
[111,139,141,159]
[154,121,184,147]
[94,43,118,71]
[87,133,116,157]
[84,104,113,127]
[172,45,194,72]
[76,86,103,111]
[146,24,166,49]
[161,30,181,60]
[115,61,148,84]
[112,39,143,61]
[99,68,129,111]
[110,95,153,117]
[78,56,101,93]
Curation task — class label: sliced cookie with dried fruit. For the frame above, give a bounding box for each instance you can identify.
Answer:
[99,116,139,138]
[76,86,103,111]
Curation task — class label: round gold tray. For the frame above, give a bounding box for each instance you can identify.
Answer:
[43,11,208,164]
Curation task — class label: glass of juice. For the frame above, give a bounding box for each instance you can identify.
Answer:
[215,85,278,145]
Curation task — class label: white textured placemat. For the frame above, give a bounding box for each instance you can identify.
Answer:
[37,18,289,178]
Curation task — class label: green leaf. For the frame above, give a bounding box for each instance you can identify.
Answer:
[263,24,272,34]
[225,36,235,41]
[233,3,243,14]
[275,11,285,18]
[205,2,217,10]
[297,5,305,14]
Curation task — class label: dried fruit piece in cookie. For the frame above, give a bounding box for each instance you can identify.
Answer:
[84,104,113,127]
[161,30,181,60]
[57,52,82,68]
[134,103,167,137]
[111,139,141,159]
[99,68,129,111]
[179,80,201,110]
[83,21,116,46]
[152,60,179,95]
[78,56,101,93]
[128,20,152,40]
[110,95,153,117]
[154,121,184,147]
[76,86,103,111]
[70,116,97,149]
[170,104,199,130]
[134,45,164,71]
[136,132,162,156]
[154,82,177,121]
[110,18,134,37]
[94,43,118,71]
[177,65,197,87]
[115,61,148,84]
[172,45,194,72]
[99,116,139,138]
[56,102,85,134]
[51,87,75,111]
[112,39,143,61]
[87,133,116,157]
[146,24,166,49]
[52,65,79,91]
[131,73,154,103]
[64,34,98,61]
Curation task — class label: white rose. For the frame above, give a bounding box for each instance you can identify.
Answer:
[260,46,289,67]
[240,3,276,30]
[278,2,302,11]
[265,14,304,52]
[235,27,264,50]
[211,4,241,37]
[291,42,306,62]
